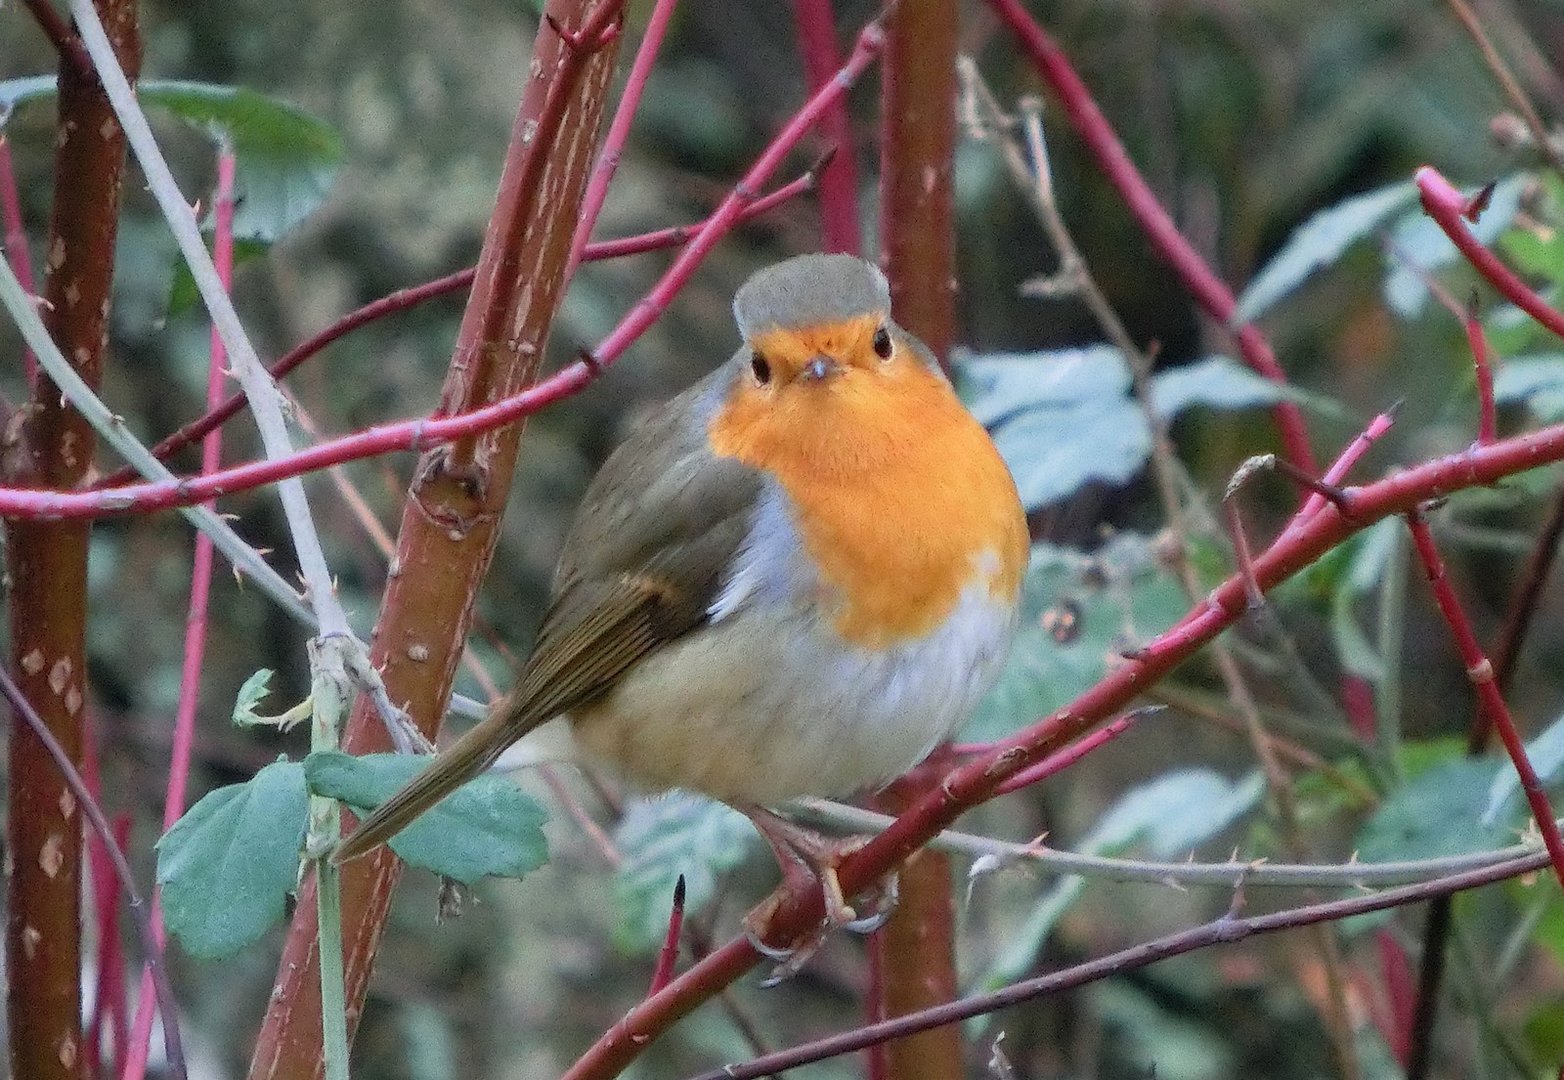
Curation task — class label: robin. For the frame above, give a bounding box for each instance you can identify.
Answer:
[334,253,1029,945]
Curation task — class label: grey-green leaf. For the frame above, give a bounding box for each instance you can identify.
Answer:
[1356,758,1509,862]
[1150,355,1287,416]
[1235,181,1417,324]
[1483,708,1564,826]
[307,751,548,885]
[155,760,308,959]
[613,793,757,955]
[1082,768,1266,857]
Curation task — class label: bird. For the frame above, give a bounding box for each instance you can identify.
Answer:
[333,253,1029,947]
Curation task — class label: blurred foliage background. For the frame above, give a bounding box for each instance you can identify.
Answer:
[7,0,1564,1077]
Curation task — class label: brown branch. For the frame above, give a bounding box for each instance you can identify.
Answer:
[244,4,624,1075]
[4,3,139,1078]
[20,0,93,76]
[868,5,966,1078]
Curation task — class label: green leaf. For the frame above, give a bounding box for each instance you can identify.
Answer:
[1235,181,1416,324]
[139,81,343,243]
[1150,355,1287,416]
[1383,174,1525,319]
[966,536,1186,741]
[1355,758,1510,862]
[613,793,757,954]
[155,760,308,959]
[306,751,548,884]
[232,668,276,724]
[1,78,341,243]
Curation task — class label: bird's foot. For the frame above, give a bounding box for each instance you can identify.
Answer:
[740,807,901,985]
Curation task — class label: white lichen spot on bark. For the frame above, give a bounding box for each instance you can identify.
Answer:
[58,1032,78,1071]
[48,236,66,271]
[21,648,45,675]
[58,788,75,820]
[48,656,72,695]
[65,686,82,716]
[407,643,430,662]
[21,925,41,960]
[39,832,65,878]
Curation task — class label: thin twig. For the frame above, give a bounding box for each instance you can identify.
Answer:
[982,0,1317,474]
[1443,0,1564,175]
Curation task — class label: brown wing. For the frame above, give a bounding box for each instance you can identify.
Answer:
[334,362,759,864]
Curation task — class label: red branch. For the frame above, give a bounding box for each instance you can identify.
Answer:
[790,0,862,254]
[1417,166,1564,340]
[647,875,686,997]
[983,0,1316,474]
[560,418,1564,1078]
[590,17,885,366]
[565,0,680,276]
[1405,512,1564,889]
[94,170,817,490]
[123,147,236,1080]
[993,707,1145,796]
[1464,297,1498,445]
[0,72,883,524]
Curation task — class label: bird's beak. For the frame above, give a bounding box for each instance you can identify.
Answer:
[800,355,841,382]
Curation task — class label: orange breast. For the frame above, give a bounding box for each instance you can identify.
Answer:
[709,358,1028,648]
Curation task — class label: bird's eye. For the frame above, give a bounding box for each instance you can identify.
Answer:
[872,325,893,360]
[750,351,772,385]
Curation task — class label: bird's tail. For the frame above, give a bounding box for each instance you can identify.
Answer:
[332,705,524,866]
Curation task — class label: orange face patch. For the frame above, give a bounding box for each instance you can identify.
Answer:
[709,322,1028,648]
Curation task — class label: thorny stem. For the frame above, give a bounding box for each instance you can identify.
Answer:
[684,848,1553,1080]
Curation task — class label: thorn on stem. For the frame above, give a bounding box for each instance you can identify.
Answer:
[1463,180,1497,222]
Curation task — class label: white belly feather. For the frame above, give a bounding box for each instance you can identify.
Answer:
[569,485,1019,805]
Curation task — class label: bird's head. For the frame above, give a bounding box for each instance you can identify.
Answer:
[710,254,948,474]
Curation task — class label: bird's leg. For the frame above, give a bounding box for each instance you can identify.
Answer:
[739,807,900,981]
